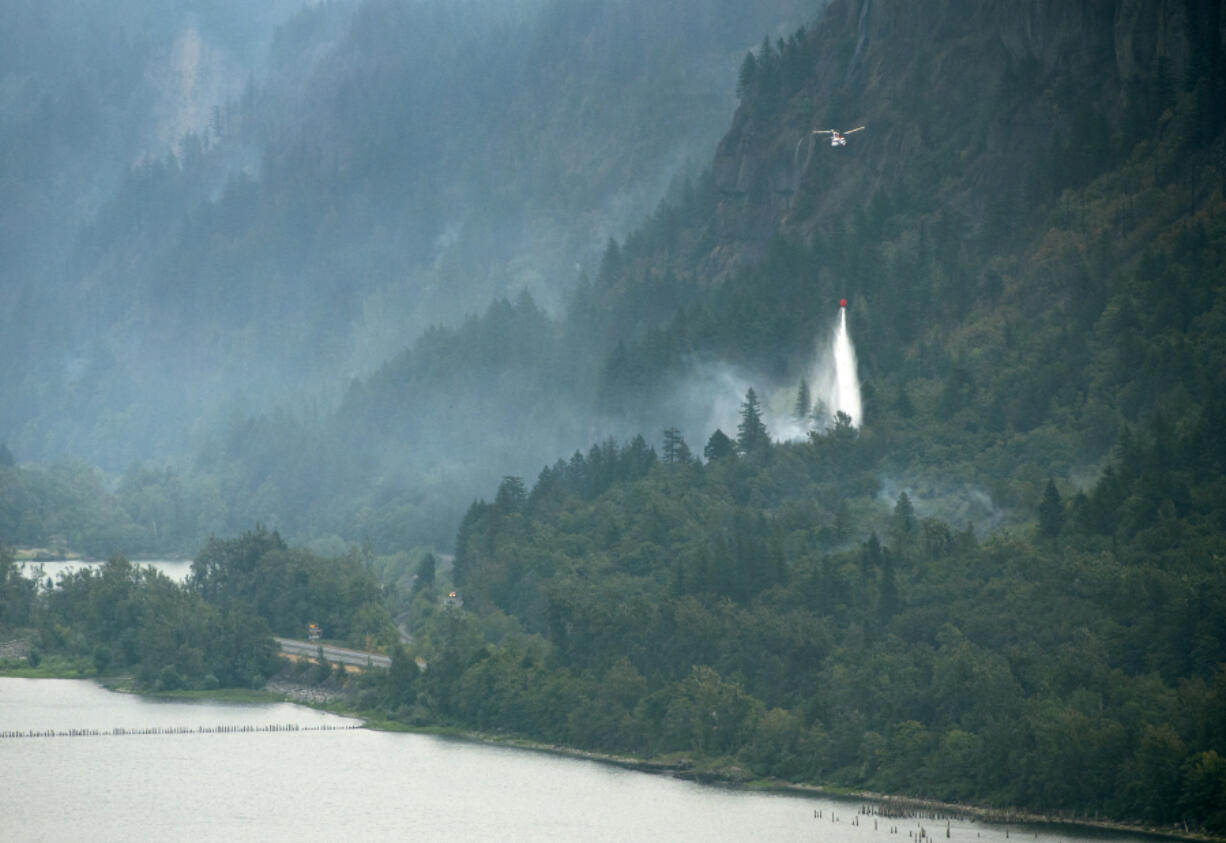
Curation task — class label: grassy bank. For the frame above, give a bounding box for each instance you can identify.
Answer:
[0,655,94,679]
[101,681,285,704]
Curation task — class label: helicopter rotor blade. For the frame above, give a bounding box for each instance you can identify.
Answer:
[843,126,866,134]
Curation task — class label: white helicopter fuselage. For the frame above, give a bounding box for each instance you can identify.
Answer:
[814,126,863,147]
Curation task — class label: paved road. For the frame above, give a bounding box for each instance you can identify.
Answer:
[275,637,391,670]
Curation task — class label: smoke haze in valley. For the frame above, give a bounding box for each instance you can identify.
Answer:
[1,0,815,476]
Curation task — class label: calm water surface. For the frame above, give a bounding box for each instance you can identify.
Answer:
[0,678,1164,842]
[17,558,193,583]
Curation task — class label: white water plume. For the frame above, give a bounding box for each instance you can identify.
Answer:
[795,305,862,434]
[684,305,862,447]
[831,306,862,426]
[753,305,864,443]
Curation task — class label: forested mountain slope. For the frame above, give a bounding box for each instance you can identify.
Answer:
[1,0,812,469]
[285,0,1225,550]
[410,404,1226,829]
[5,0,1223,567]
[0,0,301,298]
[583,0,1225,512]
[381,4,1226,824]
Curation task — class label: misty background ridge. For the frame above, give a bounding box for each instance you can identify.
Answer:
[2,0,1223,561]
[2,0,814,469]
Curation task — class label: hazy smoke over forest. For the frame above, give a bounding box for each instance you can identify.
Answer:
[701,304,862,445]
[5,1,1225,831]
[0,0,815,477]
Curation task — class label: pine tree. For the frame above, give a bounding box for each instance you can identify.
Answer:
[736,50,758,100]
[1038,478,1064,538]
[387,644,417,707]
[878,554,899,622]
[810,397,830,427]
[597,237,623,286]
[794,380,811,421]
[495,476,527,513]
[861,532,884,573]
[662,427,692,464]
[736,388,770,454]
[412,553,436,595]
[892,492,918,552]
[831,410,855,441]
[704,429,734,462]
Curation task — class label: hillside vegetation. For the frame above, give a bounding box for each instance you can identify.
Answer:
[2,0,1224,828]
[361,0,1226,830]
[383,410,1226,828]
[161,0,1226,556]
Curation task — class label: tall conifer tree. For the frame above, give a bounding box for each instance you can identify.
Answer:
[736,388,770,454]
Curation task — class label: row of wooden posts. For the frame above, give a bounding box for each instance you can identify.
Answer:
[0,723,361,739]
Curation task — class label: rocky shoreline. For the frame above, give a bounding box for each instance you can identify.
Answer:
[0,638,30,660]
[264,677,357,706]
[2,662,1216,842]
[419,729,1216,843]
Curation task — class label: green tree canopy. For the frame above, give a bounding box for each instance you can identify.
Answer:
[736,388,770,455]
[704,429,734,462]
[1038,478,1064,539]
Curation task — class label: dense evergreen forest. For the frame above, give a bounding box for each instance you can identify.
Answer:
[391,407,1225,829]
[2,0,1226,831]
[0,529,394,689]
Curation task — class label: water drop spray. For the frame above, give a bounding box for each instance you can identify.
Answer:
[832,298,862,426]
[733,298,863,442]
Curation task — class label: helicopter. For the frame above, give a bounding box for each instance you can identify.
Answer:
[812,126,865,147]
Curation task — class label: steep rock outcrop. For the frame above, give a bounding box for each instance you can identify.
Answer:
[708,0,1221,275]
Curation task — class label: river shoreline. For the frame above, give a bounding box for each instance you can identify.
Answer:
[3,668,1220,843]
[363,724,1220,843]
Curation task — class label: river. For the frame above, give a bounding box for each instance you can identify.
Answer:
[17,558,194,584]
[0,678,1164,842]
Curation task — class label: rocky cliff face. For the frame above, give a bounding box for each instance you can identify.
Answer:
[707,0,1221,276]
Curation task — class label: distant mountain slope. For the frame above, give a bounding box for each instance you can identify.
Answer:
[2,0,813,469]
[0,0,343,468]
[7,0,1221,562]
[173,0,1225,555]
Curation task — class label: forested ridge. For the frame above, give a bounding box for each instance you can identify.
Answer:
[1,0,811,470]
[10,0,1219,559]
[380,401,1226,829]
[373,0,1226,829]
